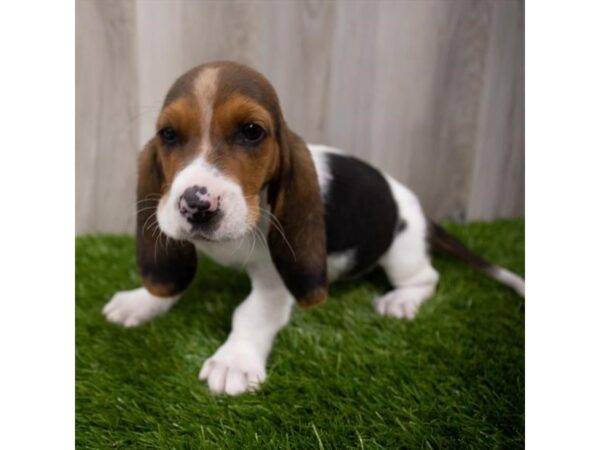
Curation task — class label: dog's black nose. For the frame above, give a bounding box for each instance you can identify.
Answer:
[178,186,220,226]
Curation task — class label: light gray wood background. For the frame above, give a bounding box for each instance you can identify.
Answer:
[76,0,524,234]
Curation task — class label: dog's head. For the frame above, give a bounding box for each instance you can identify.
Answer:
[138,62,327,307]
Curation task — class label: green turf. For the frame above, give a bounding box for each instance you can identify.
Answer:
[76,219,524,449]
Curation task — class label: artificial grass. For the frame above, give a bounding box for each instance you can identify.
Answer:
[76,219,524,449]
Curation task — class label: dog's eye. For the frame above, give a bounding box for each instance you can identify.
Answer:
[238,123,265,146]
[158,127,181,147]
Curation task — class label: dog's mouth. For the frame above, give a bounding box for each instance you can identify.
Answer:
[188,231,217,242]
[175,224,217,242]
[177,210,226,243]
[159,199,253,244]
[184,225,244,244]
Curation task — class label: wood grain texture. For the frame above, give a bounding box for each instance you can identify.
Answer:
[76,0,138,234]
[468,0,525,220]
[76,0,524,234]
[135,0,185,148]
[406,0,494,221]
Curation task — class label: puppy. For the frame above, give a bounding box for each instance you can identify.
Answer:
[104,61,524,395]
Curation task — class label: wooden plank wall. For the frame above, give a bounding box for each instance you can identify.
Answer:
[76,0,524,234]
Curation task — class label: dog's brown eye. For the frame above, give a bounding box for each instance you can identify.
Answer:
[159,127,181,147]
[238,123,265,146]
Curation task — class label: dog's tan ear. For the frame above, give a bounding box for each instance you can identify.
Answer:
[267,129,328,308]
[136,140,197,297]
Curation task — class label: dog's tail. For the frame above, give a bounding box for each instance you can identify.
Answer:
[428,221,525,297]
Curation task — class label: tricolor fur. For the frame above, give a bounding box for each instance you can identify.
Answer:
[104,62,525,395]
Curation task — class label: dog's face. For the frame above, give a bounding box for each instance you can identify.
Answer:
[151,64,282,242]
[137,62,328,306]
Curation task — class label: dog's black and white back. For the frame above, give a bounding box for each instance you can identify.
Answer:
[104,62,524,395]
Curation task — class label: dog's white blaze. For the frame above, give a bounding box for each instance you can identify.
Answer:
[194,67,220,154]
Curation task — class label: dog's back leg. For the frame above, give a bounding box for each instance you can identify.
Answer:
[373,228,439,319]
[373,176,438,319]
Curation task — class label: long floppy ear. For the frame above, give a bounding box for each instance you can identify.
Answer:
[268,129,328,307]
[136,140,197,297]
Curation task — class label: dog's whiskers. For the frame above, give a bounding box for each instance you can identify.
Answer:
[142,212,158,236]
[252,224,268,249]
[136,205,158,215]
[257,207,296,261]
[242,229,257,268]
[228,232,246,257]
[240,199,297,261]
[136,195,161,206]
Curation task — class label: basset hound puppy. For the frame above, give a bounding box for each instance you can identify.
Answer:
[104,61,525,395]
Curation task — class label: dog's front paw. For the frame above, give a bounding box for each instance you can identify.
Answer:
[373,288,423,319]
[199,339,267,395]
[103,287,178,327]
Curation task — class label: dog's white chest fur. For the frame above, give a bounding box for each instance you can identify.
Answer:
[194,234,269,269]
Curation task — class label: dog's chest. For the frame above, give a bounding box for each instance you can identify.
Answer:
[195,236,356,282]
[194,233,271,269]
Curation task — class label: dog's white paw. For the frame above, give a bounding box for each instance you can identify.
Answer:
[102,287,178,327]
[373,287,430,319]
[199,339,267,395]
